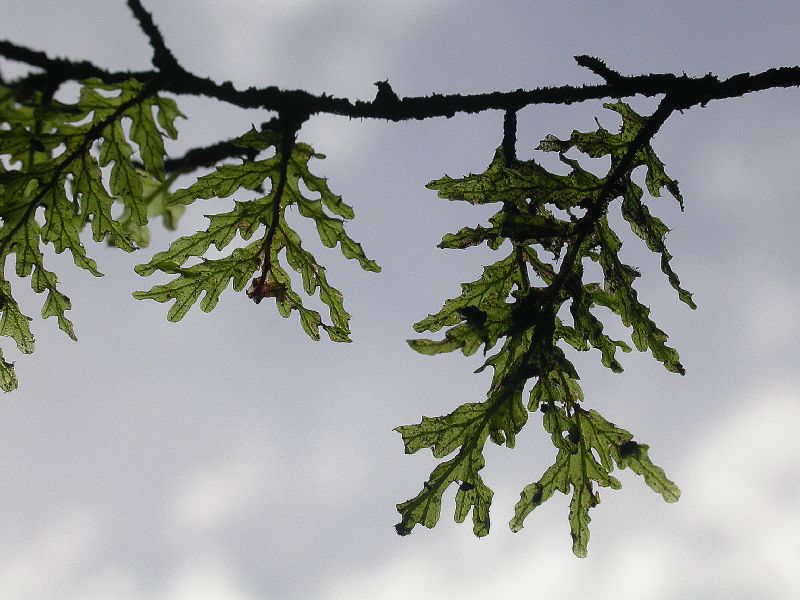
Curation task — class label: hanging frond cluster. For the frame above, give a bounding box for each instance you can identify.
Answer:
[396,103,688,555]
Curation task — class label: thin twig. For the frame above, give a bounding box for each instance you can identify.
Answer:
[502,109,518,164]
[575,55,624,84]
[126,0,180,72]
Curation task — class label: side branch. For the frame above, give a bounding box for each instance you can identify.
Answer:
[575,55,624,84]
[127,0,180,72]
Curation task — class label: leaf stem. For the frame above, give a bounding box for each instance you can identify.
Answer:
[502,108,518,165]
[545,94,678,300]
[248,115,304,302]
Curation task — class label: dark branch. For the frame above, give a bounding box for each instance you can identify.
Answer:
[575,55,624,84]
[502,109,518,164]
[126,0,181,73]
[0,40,152,85]
[158,138,258,173]
[2,37,799,122]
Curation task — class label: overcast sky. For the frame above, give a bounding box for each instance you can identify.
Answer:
[1,2,799,599]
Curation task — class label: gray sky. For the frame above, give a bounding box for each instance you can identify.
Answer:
[1,1,799,598]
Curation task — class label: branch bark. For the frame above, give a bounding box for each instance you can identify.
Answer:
[2,37,799,121]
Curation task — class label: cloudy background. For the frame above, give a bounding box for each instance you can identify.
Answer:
[1,1,799,598]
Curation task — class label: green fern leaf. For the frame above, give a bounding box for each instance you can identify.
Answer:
[594,218,684,373]
[135,128,378,342]
[511,406,677,557]
[41,181,102,276]
[99,120,145,216]
[134,243,261,321]
[621,181,696,308]
[0,349,18,392]
[0,280,35,355]
[80,78,182,181]
[0,77,181,388]
[72,156,136,251]
[168,158,281,205]
[395,415,492,536]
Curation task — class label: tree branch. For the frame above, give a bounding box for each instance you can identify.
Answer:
[502,109,518,164]
[0,40,152,86]
[2,37,799,121]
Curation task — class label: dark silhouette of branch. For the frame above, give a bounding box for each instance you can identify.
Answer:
[2,34,799,125]
[575,55,624,84]
[126,0,180,73]
[161,138,258,172]
[502,109,518,164]
[0,40,152,86]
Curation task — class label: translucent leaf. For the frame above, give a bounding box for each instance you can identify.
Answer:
[621,181,696,308]
[428,147,604,212]
[396,439,491,536]
[0,77,182,389]
[0,349,18,392]
[511,407,678,557]
[73,155,137,251]
[410,252,521,359]
[396,331,530,536]
[168,158,281,205]
[41,181,102,276]
[136,130,377,342]
[0,280,34,354]
[133,243,261,322]
[0,207,76,340]
[99,120,145,219]
[594,218,684,373]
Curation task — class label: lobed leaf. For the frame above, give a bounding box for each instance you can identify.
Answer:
[621,181,696,308]
[133,242,261,322]
[0,280,35,355]
[511,407,677,556]
[594,218,684,373]
[412,252,521,340]
[136,129,377,342]
[428,147,603,212]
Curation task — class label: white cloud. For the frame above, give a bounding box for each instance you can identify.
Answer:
[0,504,109,600]
[158,551,258,600]
[740,271,800,354]
[167,437,282,535]
[677,384,800,597]
[684,384,800,517]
